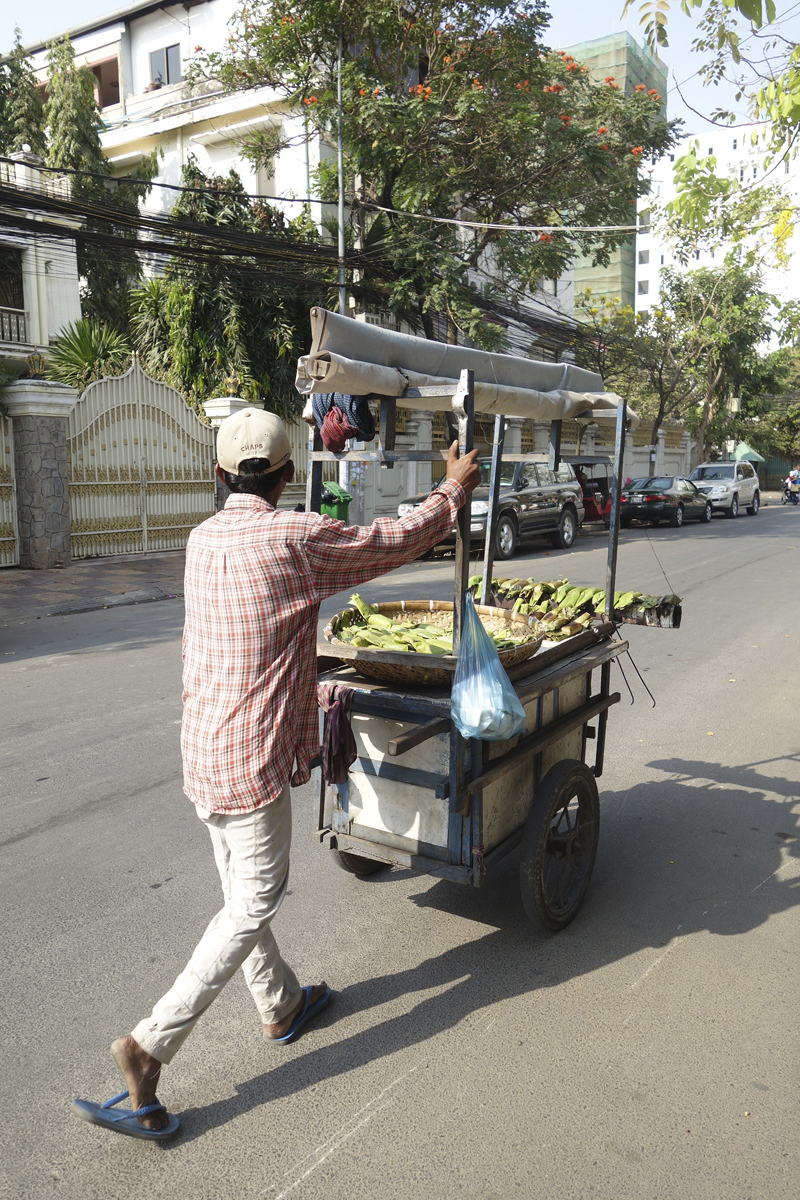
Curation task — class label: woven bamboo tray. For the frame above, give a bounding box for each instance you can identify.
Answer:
[323,600,545,687]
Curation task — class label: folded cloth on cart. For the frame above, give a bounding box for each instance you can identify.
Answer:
[312,392,376,444]
[320,406,357,452]
[296,308,639,428]
[317,683,358,784]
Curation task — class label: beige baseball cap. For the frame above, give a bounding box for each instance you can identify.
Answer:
[216,407,292,475]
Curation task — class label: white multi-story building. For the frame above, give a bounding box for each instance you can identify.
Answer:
[634,123,800,314]
[0,151,82,365]
[24,0,317,221]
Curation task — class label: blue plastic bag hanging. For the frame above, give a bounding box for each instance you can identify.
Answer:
[451,593,526,741]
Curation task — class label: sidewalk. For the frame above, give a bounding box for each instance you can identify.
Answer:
[0,550,187,627]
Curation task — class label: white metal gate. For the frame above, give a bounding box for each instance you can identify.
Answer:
[0,411,18,566]
[67,358,215,558]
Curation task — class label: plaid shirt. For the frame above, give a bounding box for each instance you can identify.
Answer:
[181,478,465,814]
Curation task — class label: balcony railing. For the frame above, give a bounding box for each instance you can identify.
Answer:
[0,159,70,200]
[0,307,28,344]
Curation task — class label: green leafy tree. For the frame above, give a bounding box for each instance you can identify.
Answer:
[659,140,794,265]
[572,290,700,463]
[46,318,131,390]
[130,159,319,415]
[44,40,104,175]
[622,0,775,57]
[623,1,797,159]
[0,28,46,156]
[195,0,676,346]
[44,39,157,335]
[622,2,798,260]
[669,263,776,460]
[573,262,779,460]
[754,398,800,463]
[733,345,800,462]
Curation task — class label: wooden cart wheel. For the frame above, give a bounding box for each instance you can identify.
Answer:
[334,849,386,876]
[519,759,600,931]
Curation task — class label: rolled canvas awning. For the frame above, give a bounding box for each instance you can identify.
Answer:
[296,308,637,427]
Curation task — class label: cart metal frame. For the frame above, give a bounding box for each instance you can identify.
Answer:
[307,369,631,918]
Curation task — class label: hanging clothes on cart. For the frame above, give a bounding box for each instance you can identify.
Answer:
[317,682,358,784]
[312,392,376,452]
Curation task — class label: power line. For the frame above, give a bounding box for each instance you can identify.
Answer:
[360,201,638,235]
[1,215,578,346]
[0,155,326,207]
[0,156,645,237]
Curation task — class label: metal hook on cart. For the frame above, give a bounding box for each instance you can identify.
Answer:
[611,625,657,708]
[613,649,636,706]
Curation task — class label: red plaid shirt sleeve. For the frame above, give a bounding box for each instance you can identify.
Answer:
[301,478,465,597]
[181,479,465,814]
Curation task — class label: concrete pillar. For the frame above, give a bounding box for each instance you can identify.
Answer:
[656,428,666,475]
[404,415,420,500]
[504,417,525,456]
[531,419,551,455]
[681,431,694,476]
[4,381,77,569]
[202,396,251,510]
[580,424,597,456]
[406,409,434,497]
[10,149,50,349]
[202,397,251,427]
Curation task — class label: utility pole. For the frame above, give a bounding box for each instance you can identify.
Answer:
[336,6,354,512]
[337,13,347,318]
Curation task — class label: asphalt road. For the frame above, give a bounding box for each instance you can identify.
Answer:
[2,506,799,1200]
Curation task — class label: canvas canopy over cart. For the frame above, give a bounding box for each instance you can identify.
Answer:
[297,310,634,929]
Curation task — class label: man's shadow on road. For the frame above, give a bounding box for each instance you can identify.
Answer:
[174,753,799,1143]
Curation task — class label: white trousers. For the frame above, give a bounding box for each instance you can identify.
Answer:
[131,784,301,1065]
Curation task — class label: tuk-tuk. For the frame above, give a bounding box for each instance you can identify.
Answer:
[565,456,613,528]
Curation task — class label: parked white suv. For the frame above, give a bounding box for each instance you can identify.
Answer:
[688,461,760,518]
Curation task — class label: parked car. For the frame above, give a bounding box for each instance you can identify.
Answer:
[397,459,585,558]
[570,456,613,528]
[688,461,760,517]
[620,477,713,528]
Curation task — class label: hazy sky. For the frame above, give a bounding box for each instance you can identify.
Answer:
[3,0,800,132]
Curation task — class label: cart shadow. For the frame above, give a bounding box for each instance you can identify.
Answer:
[411,754,799,938]
[173,755,798,1143]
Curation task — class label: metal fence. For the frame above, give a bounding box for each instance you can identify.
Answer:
[764,453,793,491]
[67,358,215,557]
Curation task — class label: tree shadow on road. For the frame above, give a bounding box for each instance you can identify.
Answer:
[171,752,799,1143]
[0,600,185,665]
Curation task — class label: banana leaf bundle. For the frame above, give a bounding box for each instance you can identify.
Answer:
[467,577,682,636]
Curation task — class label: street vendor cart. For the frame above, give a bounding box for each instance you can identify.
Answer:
[298,310,634,930]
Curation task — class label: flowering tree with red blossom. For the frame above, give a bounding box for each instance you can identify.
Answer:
[195,1,676,346]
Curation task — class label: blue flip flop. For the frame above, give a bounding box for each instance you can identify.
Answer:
[73,1090,180,1140]
[266,985,332,1045]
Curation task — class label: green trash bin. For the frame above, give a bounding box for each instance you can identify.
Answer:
[320,481,353,522]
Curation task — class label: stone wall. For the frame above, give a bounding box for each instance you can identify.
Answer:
[12,414,71,568]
